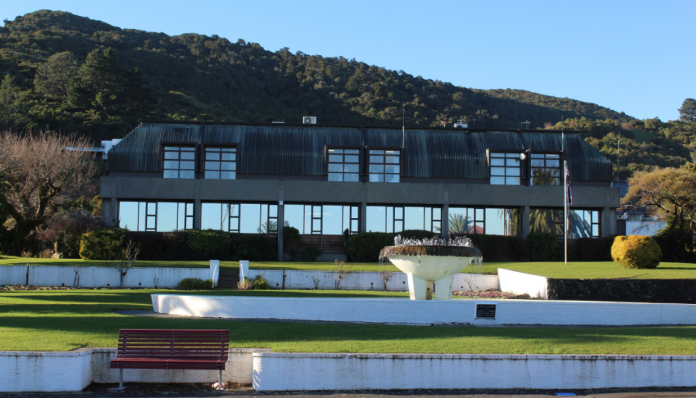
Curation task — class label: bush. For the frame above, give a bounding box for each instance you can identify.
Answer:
[611,235,662,269]
[298,246,321,262]
[187,230,277,261]
[653,227,696,263]
[464,234,524,262]
[79,227,125,260]
[252,275,270,289]
[125,231,192,260]
[177,277,213,290]
[526,232,562,261]
[572,236,616,261]
[283,226,300,243]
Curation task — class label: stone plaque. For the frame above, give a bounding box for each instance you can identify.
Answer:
[476,304,496,318]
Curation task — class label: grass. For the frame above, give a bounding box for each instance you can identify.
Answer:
[1,289,695,354]
[2,255,695,279]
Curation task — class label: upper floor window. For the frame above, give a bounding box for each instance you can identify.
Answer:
[205,147,236,179]
[369,149,400,183]
[530,153,561,186]
[490,153,521,185]
[328,148,359,182]
[163,146,195,179]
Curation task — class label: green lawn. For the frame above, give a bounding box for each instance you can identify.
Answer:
[1,289,696,355]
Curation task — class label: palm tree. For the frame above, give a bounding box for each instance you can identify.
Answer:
[448,213,471,234]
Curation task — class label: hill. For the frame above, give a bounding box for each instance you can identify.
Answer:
[0,10,693,177]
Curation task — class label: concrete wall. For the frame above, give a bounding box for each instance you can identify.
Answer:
[0,348,267,392]
[247,269,499,292]
[498,268,548,299]
[252,352,696,391]
[152,294,696,326]
[0,266,210,288]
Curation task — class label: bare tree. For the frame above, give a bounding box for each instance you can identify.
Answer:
[112,239,140,288]
[334,259,352,290]
[379,269,393,291]
[0,132,99,254]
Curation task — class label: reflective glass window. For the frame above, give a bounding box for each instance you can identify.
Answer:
[490,153,520,185]
[163,146,195,179]
[327,148,360,182]
[369,149,400,183]
[120,201,192,232]
[530,153,562,186]
[205,147,236,179]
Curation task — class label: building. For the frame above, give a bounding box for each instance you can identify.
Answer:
[612,180,666,236]
[100,121,620,261]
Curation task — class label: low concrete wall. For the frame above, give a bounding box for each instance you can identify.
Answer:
[152,294,696,326]
[0,265,210,288]
[0,348,266,392]
[247,269,499,292]
[252,352,696,391]
[498,268,548,299]
[548,278,696,304]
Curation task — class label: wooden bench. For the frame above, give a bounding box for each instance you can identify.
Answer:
[110,329,230,390]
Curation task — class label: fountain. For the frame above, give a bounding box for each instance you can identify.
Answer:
[380,235,483,300]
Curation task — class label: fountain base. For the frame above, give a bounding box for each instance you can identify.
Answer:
[406,273,455,300]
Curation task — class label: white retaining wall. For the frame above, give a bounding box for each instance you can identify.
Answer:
[0,348,267,392]
[252,352,696,391]
[152,294,696,326]
[0,266,210,288]
[498,268,548,299]
[247,269,499,292]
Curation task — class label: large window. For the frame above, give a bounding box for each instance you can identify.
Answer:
[204,147,236,179]
[328,149,359,182]
[366,206,441,233]
[490,153,521,185]
[530,153,561,186]
[448,207,520,236]
[369,150,400,182]
[201,203,278,233]
[119,201,193,232]
[163,146,195,179]
[284,204,359,235]
[530,208,600,237]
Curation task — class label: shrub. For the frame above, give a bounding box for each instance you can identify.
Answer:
[125,231,192,261]
[464,234,524,262]
[79,228,125,260]
[237,278,253,290]
[298,246,321,262]
[187,230,277,261]
[252,275,270,289]
[346,230,439,262]
[187,229,233,259]
[283,226,300,243]
[177,278,213,290]
[572,236,616,261]
[653,227,696,263]
[526,232,561,261]
[611,235,662,269]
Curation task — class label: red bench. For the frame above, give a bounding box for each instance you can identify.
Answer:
[110,329,230,390]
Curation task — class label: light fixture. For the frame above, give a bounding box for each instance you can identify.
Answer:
[520,153,526,160]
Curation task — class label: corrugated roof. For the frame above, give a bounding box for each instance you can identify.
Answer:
[108,122,612,181]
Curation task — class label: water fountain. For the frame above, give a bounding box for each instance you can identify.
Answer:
[379,235,483,300]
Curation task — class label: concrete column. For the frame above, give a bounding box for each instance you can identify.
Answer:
[109,198,118,227]
[360,184,367,233]
[602,207,616,236]
[442,185,449,238]
[522,205,531,237]
[194,179,202,229]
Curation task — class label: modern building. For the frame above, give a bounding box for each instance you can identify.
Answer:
[100,121,620,261]
[612,180,666,236]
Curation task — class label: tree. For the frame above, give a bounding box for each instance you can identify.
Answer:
[67,48,123,112]
[0,132,99,254]
[448,212,471,234]
[678,98,696,122]
[0,75,27,129]
[34,52,80,101]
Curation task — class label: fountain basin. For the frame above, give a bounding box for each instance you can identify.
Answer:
[387,255,476,281]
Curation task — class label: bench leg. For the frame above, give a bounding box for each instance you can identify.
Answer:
[116,368,126,390]
[217,369,224,390]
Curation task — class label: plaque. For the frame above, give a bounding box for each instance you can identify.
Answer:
[476,304,496,318]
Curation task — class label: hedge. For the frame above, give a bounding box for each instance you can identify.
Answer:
[346,230,439,262]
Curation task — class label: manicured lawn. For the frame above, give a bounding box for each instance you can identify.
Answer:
[1,289,695,355]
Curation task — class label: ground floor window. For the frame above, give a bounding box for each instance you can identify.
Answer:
[448,207,520,236]
[201,203,278,233]
[284,204,359,235]
[530,208,600,238]
[366,206,441,233]
[119,201,193,232]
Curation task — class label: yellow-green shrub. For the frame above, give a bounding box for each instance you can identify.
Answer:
[611,235,662,269]
[79,227,125,260]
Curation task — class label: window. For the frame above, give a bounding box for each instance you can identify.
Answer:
[163,146,195,179]
[530,208,599,237]
[328,149,359,182]
[490,153,521,185]
[530,153,561,186]
[369,149,400,182]
[284,204,359,235]
[448,207,484,234]
[366,206,441,233]
[205,147,236,179]
[201,203,278,233]
[119,201,193,232]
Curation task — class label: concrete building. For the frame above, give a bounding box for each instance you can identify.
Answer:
[100,121,620,261]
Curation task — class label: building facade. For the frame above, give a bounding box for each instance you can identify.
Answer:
[101,121,620,261]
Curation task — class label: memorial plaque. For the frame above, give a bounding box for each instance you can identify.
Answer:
[476,304,496,318]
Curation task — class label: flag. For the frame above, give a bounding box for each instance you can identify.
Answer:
[566,167,573,207]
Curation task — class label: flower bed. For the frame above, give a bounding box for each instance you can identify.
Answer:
[453,290,528,299]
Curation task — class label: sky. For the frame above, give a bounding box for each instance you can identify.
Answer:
[3,0,694,122]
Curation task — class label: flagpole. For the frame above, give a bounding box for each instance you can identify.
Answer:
[564,159,568,265]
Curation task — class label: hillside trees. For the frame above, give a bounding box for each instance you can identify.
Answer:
[0,75,27,130]
[0,132,99,255]
[34,52,79,101]
[679,98,696,122]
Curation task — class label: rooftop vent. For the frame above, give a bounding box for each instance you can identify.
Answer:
[302,116,317,124]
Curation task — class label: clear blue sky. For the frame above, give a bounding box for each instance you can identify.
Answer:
[3,0,694,122]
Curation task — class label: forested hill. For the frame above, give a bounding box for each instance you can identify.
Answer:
[0,10,633,142]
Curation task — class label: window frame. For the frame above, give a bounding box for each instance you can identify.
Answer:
[202,144,238,180]
[118,200,194,232]
[201,202,278,234]
[489,152,522,185]
[530,152,562,186]
[366,204,442,233]
[283,203,360,235]
[366,146,402,183]
[530,208,600,238]
[161,142,197,179]
[326,146,361,182]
